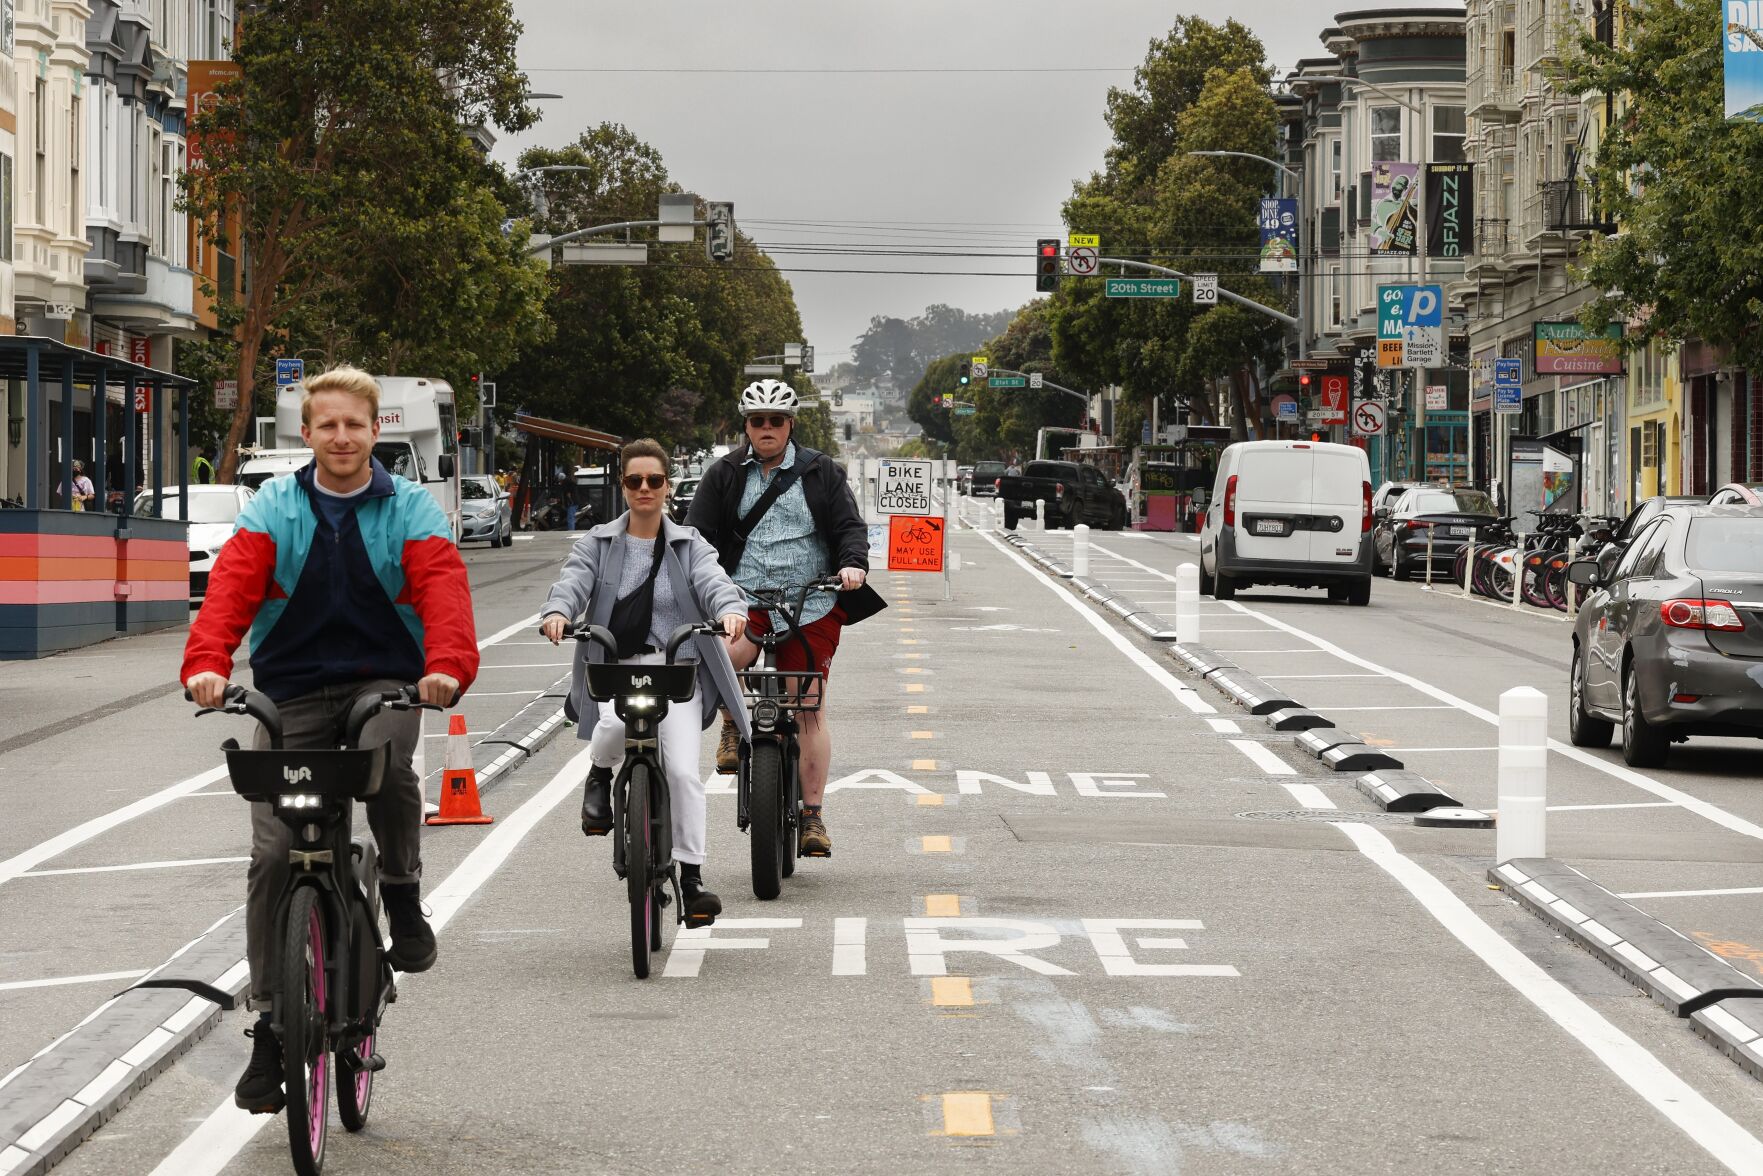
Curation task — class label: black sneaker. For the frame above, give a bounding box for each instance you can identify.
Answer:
[234,1022,286,1113]
[581,765,613,836]
[680,874,722,927]
[381,882,437,973]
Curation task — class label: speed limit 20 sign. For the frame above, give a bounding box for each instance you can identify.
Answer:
[1351,400,1387,437]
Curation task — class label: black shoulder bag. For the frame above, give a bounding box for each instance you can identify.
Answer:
[606,534,669,659]
[727,461,806,565]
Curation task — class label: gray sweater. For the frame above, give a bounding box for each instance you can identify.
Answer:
[614,534,683,652]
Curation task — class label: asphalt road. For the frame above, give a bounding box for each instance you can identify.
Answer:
[11,519,1763,1173]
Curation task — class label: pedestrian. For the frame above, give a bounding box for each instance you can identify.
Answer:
[180,364,478,1114]
[561,462,579,531]
[59,460,95,511]
[540,437,750,926]
[190,444,216,485]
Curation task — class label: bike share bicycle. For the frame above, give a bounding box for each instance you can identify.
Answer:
[565,620,721,978]
[736,578,840,900]
[142,683,435,1175]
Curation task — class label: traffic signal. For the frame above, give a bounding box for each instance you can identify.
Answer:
[1310,431,1323,442]
[705,202,735,262]
[1299,373,1312,392]
[1036,239,1061,293]
[932,394,943,408]
[958,362,971,386]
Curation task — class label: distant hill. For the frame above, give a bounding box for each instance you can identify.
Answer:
[850,303,1017,393]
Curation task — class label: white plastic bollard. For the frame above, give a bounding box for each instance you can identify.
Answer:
[1495,686,1548,863]
[1072,523,1090,577]
[1035,499,1047,532]
[1175,563,1201,644]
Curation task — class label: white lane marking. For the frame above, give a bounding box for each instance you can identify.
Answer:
[976,531,1214,715]
[1086,541,1189,581]
[1547,802,1678,813]
[1227,740,1295,776]
[0,766,229,889]
[1231,602,1763,844]
[1261,674,1388,679]
[147,743,595,1175]
[20,856,249,878]
[1315,706,1456,712]
[1213,648,1335,654]
[832,917,867,977]
[1281,783,1338,810]
[1205,718,1242,734]
[474,662,575,670]
[456,689,550,697]
[1385,747,1500,753]
[475,612,544,650]
[1619,886,1763,900]
[1337,821,1763,1174]
[0,969,149,993]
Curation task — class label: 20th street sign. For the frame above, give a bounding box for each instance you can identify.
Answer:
[1105,278,1181,299]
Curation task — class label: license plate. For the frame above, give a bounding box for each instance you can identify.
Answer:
[1254,518,1286,535]
[1449,526,1472,537]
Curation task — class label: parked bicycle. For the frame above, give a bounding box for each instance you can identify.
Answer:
[736,578,840,900]
[565,620,721,979]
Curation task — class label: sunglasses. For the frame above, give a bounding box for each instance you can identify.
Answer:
[621,473,668,491]
[746,414,792,429]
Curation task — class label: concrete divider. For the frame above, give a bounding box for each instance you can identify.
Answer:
[1170,644,1236,676]
[1265,707,1332,731]
[1355,769,1464,812]
[1207,669,1301,715]
[1293,727,1356,756]
[1319,744,1403,772]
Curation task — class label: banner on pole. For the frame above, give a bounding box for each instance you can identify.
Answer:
[1425,163,1475,258]
[1727,6,1763,121]
[1258,198,1298,273]
[1368,162,1419,256]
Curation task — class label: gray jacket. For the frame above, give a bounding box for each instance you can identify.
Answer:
[541,514,752,739]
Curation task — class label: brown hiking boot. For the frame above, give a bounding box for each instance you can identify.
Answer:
[715,713,741,774]
[799,812,832,857]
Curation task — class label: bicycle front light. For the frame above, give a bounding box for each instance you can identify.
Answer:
[753,699,781,732]
[278,793,323,810]
[626,693,657,711]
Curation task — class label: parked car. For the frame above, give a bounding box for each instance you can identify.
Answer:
[459,475,513,547]
[1373,487,1499,579]
[671,475,701,524]
[1568,504,1763,767]
[1371,480,1423,521]
[996,460,1127,530]
[956,465,974,495]
[132,483,254,601]
[1199,440,1373,605]
[1709,483,1763,506]
[969,460,1010,498]
[236,448,312,489]
[1595,495,1703,580]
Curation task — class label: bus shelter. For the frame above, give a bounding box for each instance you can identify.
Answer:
[509,413,622,529]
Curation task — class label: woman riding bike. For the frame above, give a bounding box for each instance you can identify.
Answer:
[540,439,750,926]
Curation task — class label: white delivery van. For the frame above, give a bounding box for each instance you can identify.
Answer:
[1199,440,1373,605]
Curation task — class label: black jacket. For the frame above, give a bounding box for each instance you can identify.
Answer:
[686,442,886,625]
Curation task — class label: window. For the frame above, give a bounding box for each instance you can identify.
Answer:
[1370,106,1401,162]
[1432,106,1466,163]
[1614,521,1659,579]
[33,78,44,225]
[69,94,80,236]
[1630,519,1673,578]
[1330,138,1342,200]
[1328,264,1342,328]
[0,155,12,262]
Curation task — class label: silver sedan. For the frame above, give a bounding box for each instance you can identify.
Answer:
[460,475,514,547]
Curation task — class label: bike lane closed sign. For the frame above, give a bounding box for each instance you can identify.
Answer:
[888,515,945,572]
[877,458,934,515]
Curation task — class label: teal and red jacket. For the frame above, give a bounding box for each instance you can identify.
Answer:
[183,460,478,703]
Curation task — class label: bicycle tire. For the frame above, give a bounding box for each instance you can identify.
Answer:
[335,906,376,1133]
[748,740,786,900]
[626,762,653,979]
[1521,557,1553,609]
[281,887,330,1176]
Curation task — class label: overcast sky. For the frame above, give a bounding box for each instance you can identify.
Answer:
[499,2,1465,369]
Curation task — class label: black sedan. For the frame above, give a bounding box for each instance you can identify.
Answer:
[1373,487,1499,579]
[1568,504,1763,767]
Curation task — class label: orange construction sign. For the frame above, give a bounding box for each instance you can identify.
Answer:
[887,515,945,572]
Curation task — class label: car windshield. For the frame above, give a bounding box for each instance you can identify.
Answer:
[133,491,240,523]
[1686,518,1763,573]
[461,478,495,500]
[1405,490,1494,515]
[1023,462,1075,479]
[373,442,420,481]
[973,462,1006,474]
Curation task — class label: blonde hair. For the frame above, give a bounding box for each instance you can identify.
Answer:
[300,365,380,425]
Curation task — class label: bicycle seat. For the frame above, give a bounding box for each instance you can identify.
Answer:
[586,660,698,703]
[225,743,390,804]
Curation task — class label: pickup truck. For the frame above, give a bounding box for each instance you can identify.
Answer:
[996,460,1128,531]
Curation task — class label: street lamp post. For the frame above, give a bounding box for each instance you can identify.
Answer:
[1187,150,1307,362]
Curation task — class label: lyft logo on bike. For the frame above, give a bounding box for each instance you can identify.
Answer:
[282,765,314,784]
[631,675,653,689]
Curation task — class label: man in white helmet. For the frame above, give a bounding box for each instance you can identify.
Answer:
[686,380,885,857]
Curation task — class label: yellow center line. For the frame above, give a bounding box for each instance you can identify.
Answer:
[901,667,924,675]
[912,758,938,771]
[905,683,926,693]
[899,639,920,645]
[910,730,935,739]
[940,1091,995,1137]
[930,976,975,1007]
[921,835,953,853]
[915,793,945,806]
[907,705,929,714]
[924,893,962,916]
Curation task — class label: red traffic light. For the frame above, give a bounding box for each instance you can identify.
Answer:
[1299,373,1312,387]
[1039,242,1059,258]
[1309,431,1323,442]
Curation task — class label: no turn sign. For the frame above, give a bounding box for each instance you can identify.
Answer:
[1351,400,1387,437]
[1067,247,1099,276]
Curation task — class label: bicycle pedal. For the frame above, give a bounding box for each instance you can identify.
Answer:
[239,1091,286,1115]
[802,847,832,858]
[364,1052,387,1073]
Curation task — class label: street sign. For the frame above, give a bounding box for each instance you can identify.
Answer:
[1320,374,1349,426]
[971,357,989,378]
[1425,384,1448,410]
[1028,372,1043,389]
[559,243,647,265]
[1291,358,1333,370]
[1068,233,1099,249]
[1351,400,1387,436]
[1067,246,1099,276]
[1276,399,1299,420]
[877,458,935,516]
[1494,356,1522,414]
[275,358,304,388]
[1305,410,1328,426]
[1376,284,1444,369]
[1193,273,1219,305]
[954,404,977,416]
[744,364,785,377]
[480,380,497,408]
[988,376,1026,388]
[887,515,945,573]
[213,380,238,411]
[1105,277,1181,299]
[784,342,802,365]
[658,192,696,244]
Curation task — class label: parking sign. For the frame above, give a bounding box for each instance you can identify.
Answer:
[1377,285,1444,369]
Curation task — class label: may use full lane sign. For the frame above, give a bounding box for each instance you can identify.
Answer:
[877,458,934,516]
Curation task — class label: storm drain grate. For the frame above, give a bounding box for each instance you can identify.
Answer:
[1234,809,1412,825]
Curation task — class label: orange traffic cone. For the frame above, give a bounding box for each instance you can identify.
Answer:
[427,713,492,826]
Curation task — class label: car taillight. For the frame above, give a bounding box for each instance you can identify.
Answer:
[1223,475,1238,527]
[993,478,1001,489]
[1361,481,1372,533]
[1660,599,1746,631]
[1404,519,1426,529]
[1056,482,1067,496]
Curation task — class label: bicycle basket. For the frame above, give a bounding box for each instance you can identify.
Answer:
[225,743,389,803]
[586,661,698,703]
[738,669,825,712]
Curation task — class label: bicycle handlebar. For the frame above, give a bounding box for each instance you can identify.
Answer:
[187,683,437,749]
[665,621,723,662]
[560,622,619,658]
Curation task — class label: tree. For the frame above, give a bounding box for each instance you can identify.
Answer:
[851,304,1014,392]
[182,0,538,480]
[949,302,1085,460]
[1562,0,1763,371]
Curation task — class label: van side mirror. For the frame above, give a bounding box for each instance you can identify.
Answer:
[438,454,455,479]
[1566,560,1601,588]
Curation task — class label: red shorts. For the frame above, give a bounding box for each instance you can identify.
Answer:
[747,604,846,677]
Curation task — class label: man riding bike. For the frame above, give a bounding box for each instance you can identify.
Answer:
[686,379,885,857]
[181,365,478,1113]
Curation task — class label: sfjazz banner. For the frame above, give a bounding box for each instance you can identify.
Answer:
[1368,162,1419,256]
[1727,3,1763,120]
[1258,198,1298,273]
[1425,163,1475,258]
[1533,321,1625,375]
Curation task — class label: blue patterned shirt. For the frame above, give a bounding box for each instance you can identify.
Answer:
[734,443,835,629]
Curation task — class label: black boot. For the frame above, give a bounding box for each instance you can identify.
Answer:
[234,1013,285,1113]
[679,863,721,927]
[381,882,437,973]
[581,765,613,836]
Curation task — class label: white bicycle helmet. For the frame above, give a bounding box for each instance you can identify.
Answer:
[739,378,800,418]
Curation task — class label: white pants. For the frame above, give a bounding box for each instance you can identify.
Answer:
[587,651,709,865]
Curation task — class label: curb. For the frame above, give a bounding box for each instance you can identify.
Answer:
[1355,769,1464,812]
[0,703,573,1176]
[1266,707,1333,732]
[1207,669,1300,716]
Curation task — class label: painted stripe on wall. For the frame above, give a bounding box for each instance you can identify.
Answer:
[0,535,188,560]
[0,579,188,606]
[0,557,187,581]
